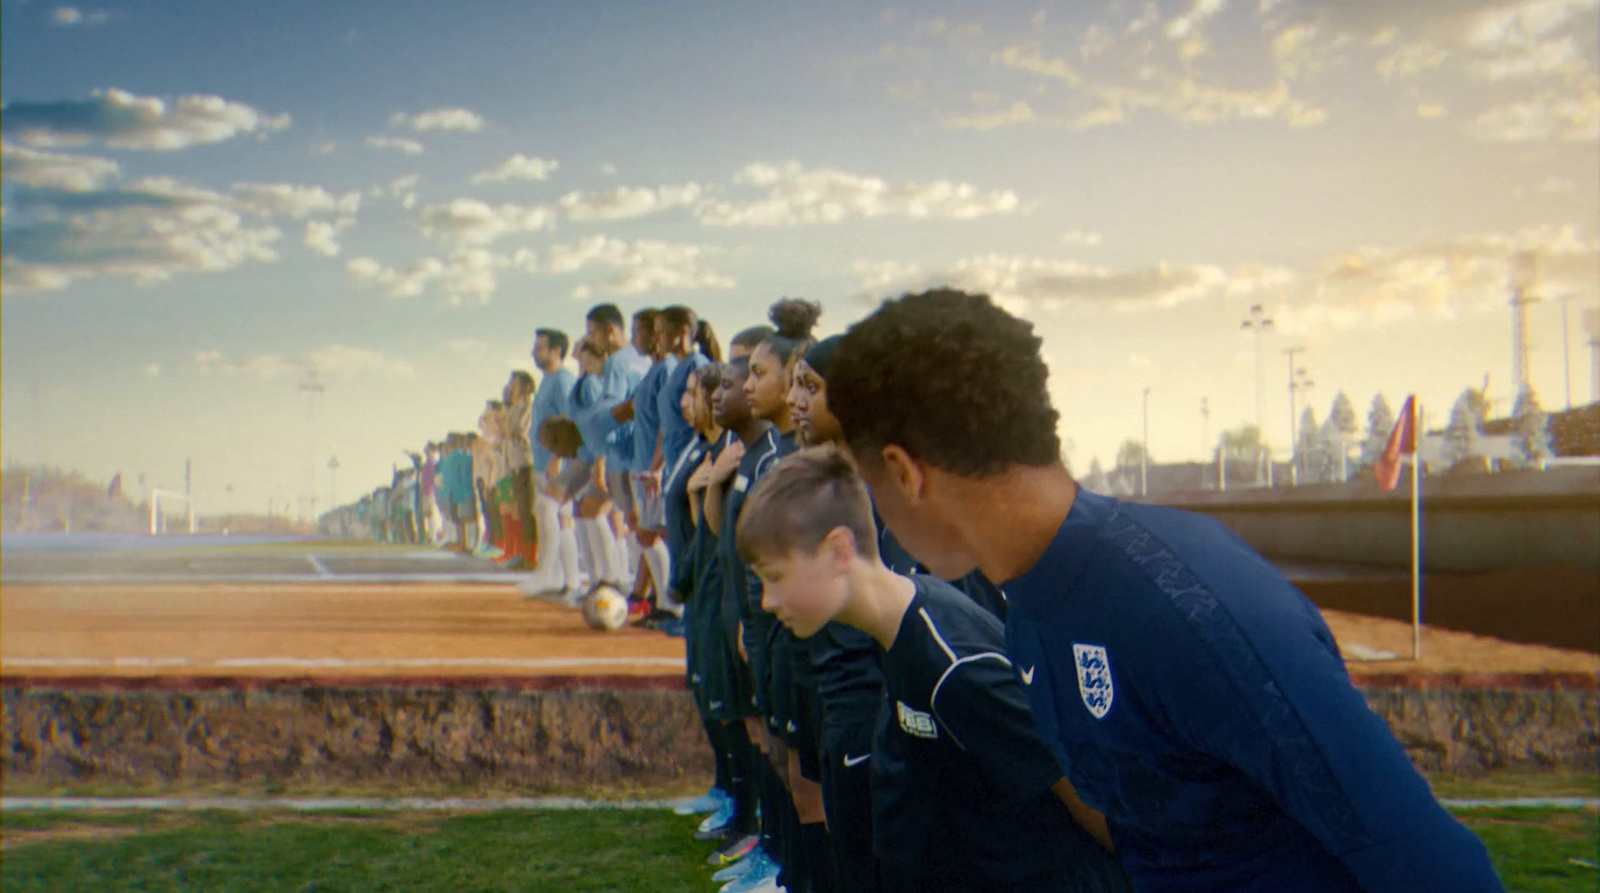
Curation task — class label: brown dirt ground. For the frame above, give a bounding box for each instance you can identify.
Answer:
[1,583,1594,680]
[1324,609,1599,676]
[0,584,683,677]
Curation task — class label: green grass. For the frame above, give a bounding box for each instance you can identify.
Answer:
[3,807,1594,892]
[1456,808,1599,892]
[2,809,715,892]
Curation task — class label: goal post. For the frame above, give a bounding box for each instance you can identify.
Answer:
[149,489,196,536]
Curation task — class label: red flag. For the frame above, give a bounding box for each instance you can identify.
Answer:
[1376,396,1416,492]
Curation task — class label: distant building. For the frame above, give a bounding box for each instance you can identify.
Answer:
[1480,401,1600,457]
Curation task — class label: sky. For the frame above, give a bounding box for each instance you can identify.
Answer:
[2,0,1597,517]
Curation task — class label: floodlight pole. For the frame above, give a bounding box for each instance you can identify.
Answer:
[1140,387,1151,497]
[1241,305,1274,484]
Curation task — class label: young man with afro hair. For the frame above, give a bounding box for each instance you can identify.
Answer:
[824,289,1503,893]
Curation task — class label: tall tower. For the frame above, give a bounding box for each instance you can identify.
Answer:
[1585,307,1600,404]
[1509,252,1539,398]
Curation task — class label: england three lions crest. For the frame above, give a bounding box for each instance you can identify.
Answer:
[1072,643,1114,719]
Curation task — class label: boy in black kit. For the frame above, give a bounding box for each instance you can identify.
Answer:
[737,445,1129,893]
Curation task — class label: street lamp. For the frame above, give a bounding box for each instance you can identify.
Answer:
[1284,346,1313,484]
[1241,305,1274,483]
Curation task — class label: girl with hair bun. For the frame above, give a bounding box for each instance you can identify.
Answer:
[739,295,832,893]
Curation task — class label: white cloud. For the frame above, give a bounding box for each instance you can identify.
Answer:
[142,361,161,378]
[1276,223,1599,333]
[347,255,444,299]
[1080,24,1115,59]
[417,198,556,246]
[852,254,1290,315]
[1478,35,1584,80]
[471,154,559,184]
[0,141,120,191]
[1,176,282,293]
[1165,0,1227,40]
[304,218,354,257]
[51,6,107,26]
[445,337,488,353]
[346,248,517,304]
[941,99,1038,130]
[698,161,1020,227]
[1,88,290,151]
[233,182,361,219]
[1416,102,1449,118]
[543,235,734,295]
[1062,229,1104,247]
[387,174,421,209]
[365,135,425,155]
[851,224,1598,335]
[390,107,485,133]
[1541,176,1577,192]
[310,141,337,156]
[558,183,702,221]
[192,344,415,381]
[989,45,1326,129]
[1468,92,1600,141]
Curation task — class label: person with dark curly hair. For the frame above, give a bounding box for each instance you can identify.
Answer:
[826,289,1503,893]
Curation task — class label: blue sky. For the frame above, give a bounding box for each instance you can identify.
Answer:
[3,0,1597,516]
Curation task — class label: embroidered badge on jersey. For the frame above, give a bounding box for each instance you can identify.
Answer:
[896,701,938,739]
[1072,643,1114,719]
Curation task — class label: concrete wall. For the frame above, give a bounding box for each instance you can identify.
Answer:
[1148,466,1600,573]
[3,676,1595,789]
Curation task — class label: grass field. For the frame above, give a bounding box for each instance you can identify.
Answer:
[2,806,1594,892]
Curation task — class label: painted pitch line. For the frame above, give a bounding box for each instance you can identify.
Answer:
[1,796,682,813]
[1,573,529,585]
[1439,797,1599,810]
[306,555,334,577]
[3,656,686,670]
[1,796,1592,814]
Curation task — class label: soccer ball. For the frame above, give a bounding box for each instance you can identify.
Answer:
[582,584,630,631]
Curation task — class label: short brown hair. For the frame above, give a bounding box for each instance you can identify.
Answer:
[736,444,879,566]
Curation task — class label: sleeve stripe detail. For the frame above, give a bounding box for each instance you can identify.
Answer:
[930,652,1015,751]
[917,607,959,665]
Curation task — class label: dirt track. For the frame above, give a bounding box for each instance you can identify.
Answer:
[0,584,683,677]
[2,583,1595,680]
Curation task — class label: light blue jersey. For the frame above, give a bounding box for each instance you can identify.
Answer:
[530,366,576,473]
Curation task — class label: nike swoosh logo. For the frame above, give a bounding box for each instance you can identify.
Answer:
[842,754,870,767]
[1020,666,1035,685]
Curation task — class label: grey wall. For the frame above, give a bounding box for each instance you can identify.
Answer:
[1145,467,1600,573]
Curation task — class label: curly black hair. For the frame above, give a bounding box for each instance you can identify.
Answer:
[828,289,1060,477]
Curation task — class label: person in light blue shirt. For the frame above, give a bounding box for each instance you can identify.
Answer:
[520,327,581,599]
[628,309,681,617]
[656,306,724,486]
[583,303,653,602]
[825,289,1503,893]
[566,336,630,591]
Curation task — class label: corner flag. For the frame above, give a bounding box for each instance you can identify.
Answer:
[1375,395,1416,492]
